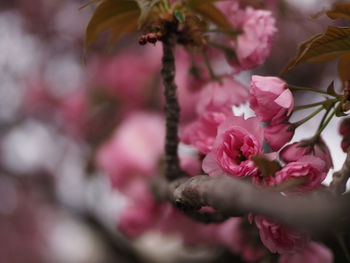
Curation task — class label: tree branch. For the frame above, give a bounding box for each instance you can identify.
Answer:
[151,175,350,233]
[161,40,185,181]
[330,150,350,195]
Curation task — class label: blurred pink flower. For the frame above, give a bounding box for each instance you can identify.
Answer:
[220,6,277,70]
[22,77,58,113]
[181,111,227,154]
[91,45,162,111]
[218,218,266,262]
[278,242,333,263]
[196,76,248,114]
[255,215,309,254]
[269,156,327,194]
[236,8,276,70]
[179,154,201,176]
[156,205,221,246]
[119,182,222,247]
[280,139,333,173]
[264,122,295,151]
[202,116,264,177]
[174,48,209,122]
[250,75,294,124]
[59,90,88,136]
[118,183,166,238]
[96,112,164,193]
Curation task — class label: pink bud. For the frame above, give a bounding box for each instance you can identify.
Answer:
[280,138,333,172]
[146,33,158,44]
[264,123,295,151]
[255,215,309,254]
[339,118,350,136]
[278,242,333,263]
[138,35,147,45]
[249,75,294,124]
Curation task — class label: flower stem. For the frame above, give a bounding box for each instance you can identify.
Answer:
[202,51,220,82]
[316,101,335,131]
[161,39,184,181]
[293,100,335,111]
[315,107,337,137]
[292,106,324,128]
[288,85,337,97]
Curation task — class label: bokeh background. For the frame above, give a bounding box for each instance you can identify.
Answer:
[0,0,346,262]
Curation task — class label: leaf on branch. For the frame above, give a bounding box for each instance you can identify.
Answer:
[327,2,350,20]
[84,0,140,52]
[251,155,281,179]
[338,54,350,82]
[134,0,161,26]
[80,0,103,10]
[326,81,337,96]
[282,26,350,74]
[188,1,232,30]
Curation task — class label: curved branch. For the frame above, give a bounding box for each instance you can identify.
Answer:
[151,175,350,233]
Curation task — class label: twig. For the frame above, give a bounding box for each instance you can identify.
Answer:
[330,150,350,195]
[161,39,185,181]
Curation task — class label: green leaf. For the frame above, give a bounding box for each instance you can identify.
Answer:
[174,10,185,23]
[282,26,350,74]
[188,2,232,29]
[338,54,350,82]
[80,0,103,10]
[251,155,281,179]
[134,0,161,26]
[336,103,347,117]
[327,2,350,20]
[84,0,140,52]
[326,81,337,96]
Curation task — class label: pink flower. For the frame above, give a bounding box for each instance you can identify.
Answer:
[218,218,266,262]
[22,76,58,113]
[181,111,227,154]
[280,139,333,172]
[180,154,201,176]
[339,118,350,136]
[236,8,276,69]
[91,45,162,112]
[226,8,277,70]
[118,184,165,238]
[202,116,264,177]
[59,91,88,136]
[250,75,294,124]
[255,215,309,254]
[278,242,333,263]
[196,76,248,114]
[156,205,221,246]
[96,112,164,193]
[265,122,295,151]
[269,156,327,194]
[174,48,209,122]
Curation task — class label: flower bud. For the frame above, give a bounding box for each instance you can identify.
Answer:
[146,33,158,44]
[339,118,350,136]
[138,35,147,45]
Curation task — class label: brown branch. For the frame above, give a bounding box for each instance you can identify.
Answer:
[151,175,350,233]
[161,39,185,181]
[330,150,350,195]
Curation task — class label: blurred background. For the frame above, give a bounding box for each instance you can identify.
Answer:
[0,0,346,262]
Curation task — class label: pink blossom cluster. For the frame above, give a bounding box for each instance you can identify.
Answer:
[180,72,333,261]
[216,1,277,72]
[87,2,334,262]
